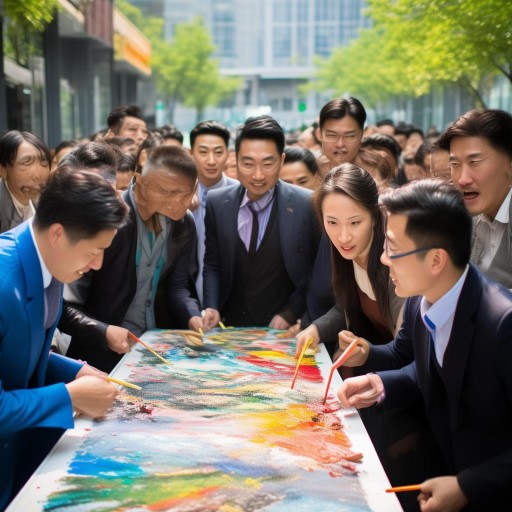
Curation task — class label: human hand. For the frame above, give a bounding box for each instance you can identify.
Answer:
[66,375,119,418]
[269,314,290,331]
[202,308,220,331]
[294,324,320,358]
[281,319,301,338]
[188,315,203,332]
[106,325,131,354]
[75,363,107,379]
[337,374,384,409]
[335,331,369,366]
[418,476,468,512]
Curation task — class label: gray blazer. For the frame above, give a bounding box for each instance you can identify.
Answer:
[0,179,23,234]
[471,197,512,289]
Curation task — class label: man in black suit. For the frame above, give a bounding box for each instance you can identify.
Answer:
[63,145,202,372]
[202,115,319,330]
[338,180,512,511]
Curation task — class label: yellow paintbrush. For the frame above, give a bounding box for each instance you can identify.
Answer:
[107,377,142,391]
[128,331,173,367]
[291,336,314,389]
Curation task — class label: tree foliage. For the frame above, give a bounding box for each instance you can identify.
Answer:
[310,0,512,108]
[116,2,241,121]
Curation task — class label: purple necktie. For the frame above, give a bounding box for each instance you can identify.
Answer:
[44,277,62,330]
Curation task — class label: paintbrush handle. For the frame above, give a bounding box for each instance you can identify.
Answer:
[386,484,422,493]
[128,332,172,367]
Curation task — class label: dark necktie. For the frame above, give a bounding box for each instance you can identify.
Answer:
[248,205,259,254]
[44,277,62,330]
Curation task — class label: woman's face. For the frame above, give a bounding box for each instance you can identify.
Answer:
[322,192,374,265]
[1,141,50,204]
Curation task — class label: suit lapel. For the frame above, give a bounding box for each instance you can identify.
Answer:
[222,185,243,286]
[441,266,479,429]
[277,181,295,270]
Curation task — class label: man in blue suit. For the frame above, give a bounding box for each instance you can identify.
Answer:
[337,180,512,511]
[0,167,129,509]
[202,115,319,330]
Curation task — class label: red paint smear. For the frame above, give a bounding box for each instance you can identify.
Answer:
[240,355,322,382]
[146,485,221,511]
[139,404,153,414]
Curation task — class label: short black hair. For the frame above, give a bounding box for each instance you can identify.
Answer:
[59,142,119,185]
[0,130,51,168]
[437,109,512,158]
[190,120,230,149]
[361,133,402,161]
[34,167,129,242]
[379,179,471,269]
[376,119,394,128]
[318,97,367,131]
[142,144,197,183]
[117,153,136,174]
[283,146,318,175]
[160,126,184,145]
[235,115,285,155]
[107,105,144,133]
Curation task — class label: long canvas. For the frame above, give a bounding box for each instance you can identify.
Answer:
[8,328,401,511]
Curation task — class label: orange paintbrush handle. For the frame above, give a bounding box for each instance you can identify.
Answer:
[386,484,422,493]
[128,331,172,367]
[332,338,359,370]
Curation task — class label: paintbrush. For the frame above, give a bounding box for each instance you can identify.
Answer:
[128,331,173,367]
[322,338,360,404]
[107,376,142,391]
[386,484,422,493]
[291,336,314,389]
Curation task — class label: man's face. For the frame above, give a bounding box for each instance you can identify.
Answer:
[237,139,283,201]
[280,161,315,189]
[135,168,196,221]
[50,227,118,283]
[449,136,512,218]
[320,116,362,167]
[380,213,433,298]
[430,149,451,182]
[191,134,229,187]
[117,116,149,146]
[224,150,238,180]
[0,141,50,204]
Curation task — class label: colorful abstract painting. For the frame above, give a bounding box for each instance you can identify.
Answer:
[8,329,401,511]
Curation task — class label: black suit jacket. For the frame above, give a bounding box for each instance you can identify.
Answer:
[367,265,512,510]
[203,180,320,321]
[61,191,200,370]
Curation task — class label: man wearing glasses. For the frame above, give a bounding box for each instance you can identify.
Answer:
[337,179,512,512]
[201,115,320,331]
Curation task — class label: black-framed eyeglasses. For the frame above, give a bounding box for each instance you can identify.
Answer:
[384,237,436,260]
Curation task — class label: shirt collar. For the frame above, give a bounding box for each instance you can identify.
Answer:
[494,187,512,224]
[28,218,52,288]
[420,265,469,332]
[240,187,275,211]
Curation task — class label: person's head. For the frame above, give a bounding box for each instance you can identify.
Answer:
[376,119,395,137]
[406,127,424,152]
[161,126,184,146]
[235,115,285,201]
[318,97,366,168]
[298,125,321,151]
[59,141,119,187]
[354,148,394,192]
[438,109,512,218]
[0,130,51,205]
[361,133,401,179]
[379,179,472,302]
[33,167,129,283]
[51,140,81,170]
[429,144,451,182]
[393,123,411,150]
[106,136,138,158]
[135,133,163,174]
[224,148,238,181]
[190,120,230,187]
[115,153,136,191]
[106,105,148,147]
[314,163,391,329]
[281,146,318,189]
[134,144,198,221]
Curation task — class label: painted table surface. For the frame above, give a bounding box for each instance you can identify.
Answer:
[8,328,402,512]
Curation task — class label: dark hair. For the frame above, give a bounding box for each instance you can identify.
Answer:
[117,153,136,174]
[408,127,424,139]
[379,179,471,268]
[376,119,394,128]
[135,133,162,174]
[142,144,197,183]
[106,136,136,148]
[34,167,128,242]
[361,133,402,161]
[313,163,392,332]
[394,123,412,138]
[107,105,145,132]
[414,137,439,169]
[354,148,394,183]
[190,120,230,149]
[59,141,119,185]
[53,139,80,156]
[318,97,367,131]
[0,130,51,168]
[235,115,285,155]
[283,146,318,175]
[160,126,184,145]
[437,109,512,158]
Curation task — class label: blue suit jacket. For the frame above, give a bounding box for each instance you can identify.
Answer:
[0,222,82,509]
[203,180,320,320]
[366,265,512,510]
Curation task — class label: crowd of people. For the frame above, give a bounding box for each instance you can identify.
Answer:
[0,97,511,512]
